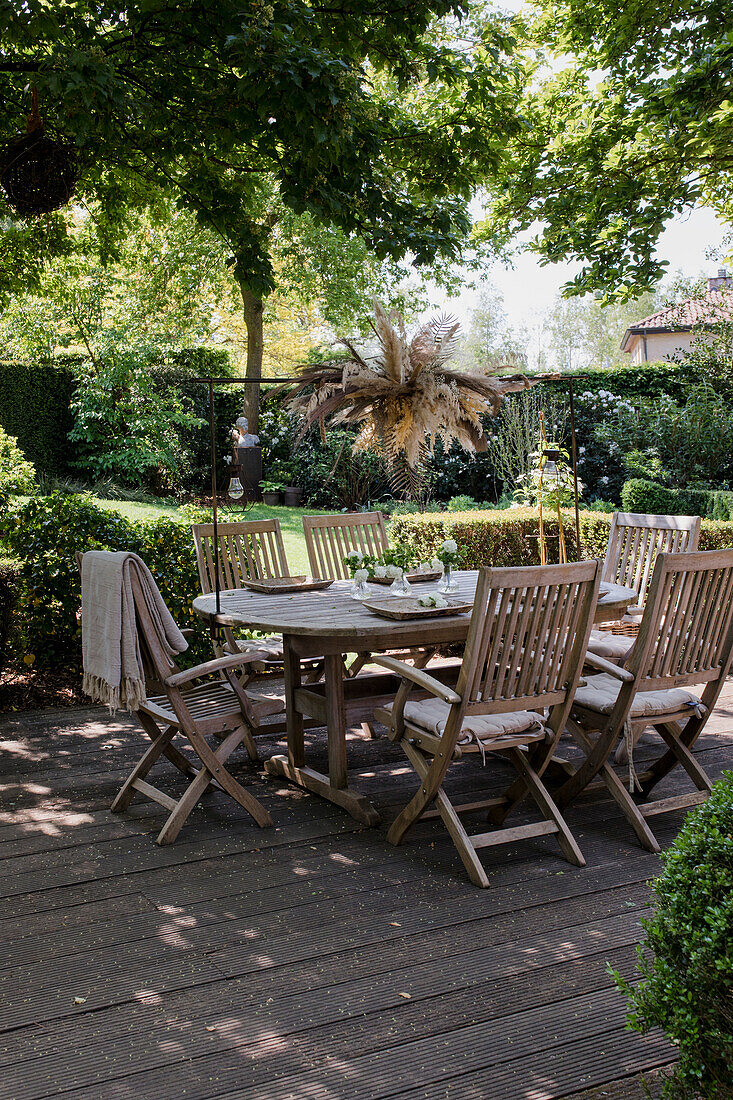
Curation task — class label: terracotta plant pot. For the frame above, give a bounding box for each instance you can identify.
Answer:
[283,486,303,507]
[262,491,282,506]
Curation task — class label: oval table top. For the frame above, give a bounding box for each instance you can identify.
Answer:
[192,571,637,639]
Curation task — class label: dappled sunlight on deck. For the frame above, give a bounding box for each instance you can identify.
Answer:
[1,684,728,1098]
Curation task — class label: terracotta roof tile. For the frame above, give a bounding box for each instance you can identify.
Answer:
[629,288,733,332]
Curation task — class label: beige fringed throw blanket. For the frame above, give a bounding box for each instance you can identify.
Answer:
[81,551,188,713]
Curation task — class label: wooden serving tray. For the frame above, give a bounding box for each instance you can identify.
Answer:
[365,596,472,620]
[369,570,442,585]
[242,576,333,594]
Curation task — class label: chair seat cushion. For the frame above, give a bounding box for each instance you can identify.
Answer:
[232,636,284,661]
[387,698,548,748]
[574,673,706,719]
[586,630,635,661]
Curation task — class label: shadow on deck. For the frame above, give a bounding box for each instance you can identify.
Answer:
[2,681,732,1099]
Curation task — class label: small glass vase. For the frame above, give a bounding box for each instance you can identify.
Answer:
[389,569,412,597]
[438,562,458,594]
[350,578,370,601]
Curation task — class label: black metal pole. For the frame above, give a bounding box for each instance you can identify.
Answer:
[208,380,221,616]
[567,377,582,557]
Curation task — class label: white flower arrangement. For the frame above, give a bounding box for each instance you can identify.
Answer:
[385,564,401,579]
[430,557,441,571]
[373,565,387,578]
[442,539,458,554]
[418,591,448,608]
[353,568,369,583]
[347,549,363,561]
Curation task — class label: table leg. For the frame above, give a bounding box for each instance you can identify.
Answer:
[264,645,380,827]
[284,641,304,768]
[325,653,348,789]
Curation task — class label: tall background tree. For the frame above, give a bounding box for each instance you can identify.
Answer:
[478,0,733,299]
[0,0,525,427]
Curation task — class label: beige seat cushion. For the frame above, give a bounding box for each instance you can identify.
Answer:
[574,673,706,719]
[586,630,635,661]
[386,698,548,748]
[231,636,284,661]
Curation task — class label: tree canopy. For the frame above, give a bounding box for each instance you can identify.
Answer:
[0,0,523,299]
[479,0,733,299]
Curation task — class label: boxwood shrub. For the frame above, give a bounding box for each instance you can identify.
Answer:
[390,508,613,566]
[0,493,210,670]
[622,479,733,521]
[390,509,733,567]
[614,774,733,1099]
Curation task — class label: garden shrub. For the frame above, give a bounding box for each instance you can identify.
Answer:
[0,426,36,494]
[622,479,733,521]
[0,492,211,670]
[0,556,21,674]
[614,774,733,1100]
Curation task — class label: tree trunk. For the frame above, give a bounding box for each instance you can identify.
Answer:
[239,282,264,435]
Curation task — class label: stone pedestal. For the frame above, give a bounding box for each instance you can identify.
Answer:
[235,446,262,501]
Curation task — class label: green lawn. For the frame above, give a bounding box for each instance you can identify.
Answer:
[94,499,313,573]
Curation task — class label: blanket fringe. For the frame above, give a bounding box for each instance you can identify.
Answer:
[82,672,147,715]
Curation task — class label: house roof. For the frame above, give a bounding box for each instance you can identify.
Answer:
[620,287,733,351]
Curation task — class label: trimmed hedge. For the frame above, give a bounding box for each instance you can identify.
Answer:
[622,479,733,521]
[390,508,602,566]
[0,556,21,673]
[615,773,733,1099]
[391,508,733,565]
[0,348,235,483]
[0,360,76,475]
[0,493,211,670]
[560,361,693,403]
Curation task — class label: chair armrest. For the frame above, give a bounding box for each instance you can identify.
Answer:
[372,655,461,703]
[584,650,635,682]
[165,650,270,688]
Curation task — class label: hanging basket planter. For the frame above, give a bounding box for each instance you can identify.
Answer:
[0,88,78,217]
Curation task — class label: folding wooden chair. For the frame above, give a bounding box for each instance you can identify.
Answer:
[587,511,701,663]
[373,560,601,887]
[79,552,278,845]
[557,548,733,852]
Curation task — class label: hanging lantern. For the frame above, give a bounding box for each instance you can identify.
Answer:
[228,476,244,501]
[0,87,78,217]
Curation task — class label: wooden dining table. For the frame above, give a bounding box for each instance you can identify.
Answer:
[193,571,637,826]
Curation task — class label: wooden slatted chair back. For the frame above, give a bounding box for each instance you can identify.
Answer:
[444,561,601,745]
[302,511,389,580]
[602,511,701,610]
[192,519,289,593]
[627,549,733,695]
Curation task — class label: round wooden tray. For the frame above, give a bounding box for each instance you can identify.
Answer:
[369,570,442,586]
[243,576,333,594]
[365,595,472,620]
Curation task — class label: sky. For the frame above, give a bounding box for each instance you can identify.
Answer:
[432,205,730,336]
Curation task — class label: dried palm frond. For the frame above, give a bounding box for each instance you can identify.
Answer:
[278,299,532,494]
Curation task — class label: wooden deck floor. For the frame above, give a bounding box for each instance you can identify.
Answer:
[2,682,732,1100]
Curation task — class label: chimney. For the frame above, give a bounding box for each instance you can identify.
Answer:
[709,268,731,292]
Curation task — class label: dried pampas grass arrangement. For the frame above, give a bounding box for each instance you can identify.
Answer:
[280,300,531,496]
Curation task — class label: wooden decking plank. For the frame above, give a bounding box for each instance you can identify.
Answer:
[29,989,667,1100]
[0,897,646,1035]
[0,946,642,1097]
[0,866,652,983]
[2,683,731,1098]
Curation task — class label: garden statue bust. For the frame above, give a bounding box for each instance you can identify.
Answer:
[232,416,260,449]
